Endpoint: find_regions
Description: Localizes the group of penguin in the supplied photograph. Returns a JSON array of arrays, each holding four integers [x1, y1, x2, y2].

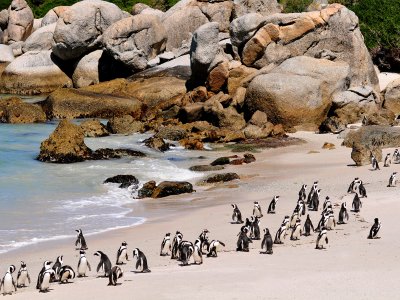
[[372, 150, 398, 188], [0, 229, 150, 295]]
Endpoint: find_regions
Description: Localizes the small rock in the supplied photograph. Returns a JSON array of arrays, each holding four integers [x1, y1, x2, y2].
[[244, 153, 256, 163], [230, 158, 245, 165], [210, 157, 231, 166], [138, 180, 157, 198], [151, 181, 194, 198], [189, 165, 225, 172], [143, 136, 170, 152], [322, 142, 335, 150], [249, 110, 268, 127], [80, 119, 109, 137], [107, 115, 144, 135], [180, 139, 204, 150], [155, 127, 187, 141], [205, 173, 240, 183], [104, 175, 139, 188]]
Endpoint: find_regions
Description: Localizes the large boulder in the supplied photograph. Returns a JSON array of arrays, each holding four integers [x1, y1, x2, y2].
[[102, 14, 167, 71], [41, 6, 69, 26], [80, 119, 109, 137], [343, 126, 400, 149], [151, 181, 194, 198], [131, 3, 164, 19], [22, 23, 56, 53], [0, 51, 72, 95], [245, 56, 351, 130], [233, 0, 281, 18], [6, 0, 34, 43], [384, 78, 400, 115], [52, 0, 125, 60], [0, 45, 14, 63], [351, 143, 382, 166], [72, 50, 103, 88], [0, 96, 46, 123], [107, 115, 144, 134]]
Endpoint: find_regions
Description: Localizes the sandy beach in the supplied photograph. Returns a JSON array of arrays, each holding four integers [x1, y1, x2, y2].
[[1, 131, 398, 299]]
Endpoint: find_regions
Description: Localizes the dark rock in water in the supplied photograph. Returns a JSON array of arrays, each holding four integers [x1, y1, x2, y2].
[[104, 175, 139, 188], [155, 127, 187, 141], [351, 143, 382, 166], [80, 119, 109, 137], [205, 173, 240, 183], [230, 158, 245, 165], [189, 165, 225, 172], [91, 148, 146, 160], [138, 180, 157, 198], [143, 136, 170, 152], [0, 96, 46, 124], [210, 157, 230, 166], [244, 153, 256, 163], [151, 181, 194, 198]]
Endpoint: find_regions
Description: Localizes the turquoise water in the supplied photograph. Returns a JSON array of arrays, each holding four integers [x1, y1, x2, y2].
[[0, 121, 205, 253]]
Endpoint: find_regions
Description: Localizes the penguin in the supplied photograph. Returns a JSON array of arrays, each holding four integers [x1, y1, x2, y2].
[[337, 203, 349, 224], [75, 229, 88, 250], [309, 188, 321, 211], [371, 153, 380, 170], [298, 184, 307, 201], [290, 219, 302, 241], [303, 214, 314, 236], [325, 211, 336, 230], [323, 196, 331, 211], [16, 261, 30, 288], [250, 216, 261, 240], [171, 231, 183, 259], [193, 239, 203, 264], [387, 172, 397, 187], [236, 226, 252, 252], [207, 240, 226, 257], [132, 248, 151, 272], [352, 193, 362, 213], [231, 204, 244, 223], [297, 199, 306, 216], [347, 177, 359, 193], [281, 215, 290, 232], [77, 250, 91, 277], [316, 212, 330, 232], [160, 233, 171, 256], [108, 266, 123, 286], [384, 153, 391, 167], [116, 241, 128, 265], [267, 196, 279, 214], [253, 201, 263, 218], [38, 268, 55, 293], [59, 265, 75, 284], [36, 260, 52, 290], [289, 211, 299, 229], [307, 181, 318, 205], [393, 149, 400, 163], [368, 218, 381, 239], [274, 225, 287, 244], [51, 255, 63, 282], [198, 229, 210, 253], [0, 265, 17, 295], [94, 251, 112, 277], [261, 228, 273, 254], [177, 243, 194, 266], [315, 227, 329, 249], [358, 180, 367, 198]]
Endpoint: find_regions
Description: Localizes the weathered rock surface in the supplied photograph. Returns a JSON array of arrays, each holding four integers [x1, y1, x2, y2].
[[0, 9, 8, 30], [6, 0, 34, 43], [351, 143, 382, 166], [233, 0, 280, 18], [52, 0, 125, 60], [137, 180, 156, 198], [0, 45, 14, 63], [143, 136, 170, 152], [204, 172, 240, 183], [210, 156, 231, 166], [104, 175, 139, 188], [343, 126, 400, 149], [0, 96, 46, 123], [72, 50, 103, 88], [151, 181, 194, 198], [384, 78, 400, 115], [189, 165, 225, 172], [22, 23, 56, 53], [80, 119, 109, 137], [131, 3, 164, 19], [155, 127, 187, 141], [41, 6, 68, 26], [107, 115, 144, 134]]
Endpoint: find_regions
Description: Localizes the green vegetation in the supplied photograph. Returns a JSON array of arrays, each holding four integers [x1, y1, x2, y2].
[[278, 0, 312, 13]]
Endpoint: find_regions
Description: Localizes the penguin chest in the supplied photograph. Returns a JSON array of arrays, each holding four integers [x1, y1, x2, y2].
[[60, 271, 70, 282], [3, 274, 13, 292], [17, 272, 27, 285], [78, 258, 87, 274], [118, 249, 127, 262], [163, 240, 171, 252], [41, 273, 51, 290]]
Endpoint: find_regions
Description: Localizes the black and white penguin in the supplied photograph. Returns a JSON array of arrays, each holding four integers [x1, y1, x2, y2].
[[347, 177, 359, 193], [253, 201, 263, 218], [59, 265, 75, 284], [207, 240, 226, 257], [324, 211, 336, 230], [387, 172, 397, 187], [132, 248, 151, 272], [298, 184, 307, 201], [368, 218, 381, 239], [267, 196, 280, 214], [309, 188, 321, 211], [315, 227, 329, 249], [289, 211, 299, 229], [281, 215, 290, 232], [371, 153, 380, 170], [198, 229, 210, 253], [358, 180, 367, 198], [94, 251, 112, 277], [393, 149, 400, 163], [171, 231, 183, 259], [261, 228, 273, 254], [323, 196, 331, 211], [231, 204, 244, 223], [160, 233, 171, 256], [0, 265, 17, 295], [116, 241, 128, 265], [384, 153, 391, 167], [303, 214, 314, 236], [250, 216, 261, 240], [290, 219, 302, 241], [178, 242, 194, 266], [193, 239, 203, 264], [274, 225, 287, 244], [352, 193, 362, 212], [38, 268, 55, 293], [77, 250, 91, 277], [316, 212, 330, 232], [16, 261, 30, 288], [75, 229, 88, 250], [108, 266, 123, 286], [236, 226, 252, 252], [36, 260, 52, 290], [337, 203, 349, 224], [51, 255, 63, 282], [307, 181, 318, 205], [297, 199, 306, 216]]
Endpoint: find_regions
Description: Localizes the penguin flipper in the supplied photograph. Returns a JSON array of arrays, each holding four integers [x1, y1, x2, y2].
[[87, 262, 91, 272], [325, 237, 329, 244], [136, 259, 141, 270], [75, 238, 79, 247], [96, 262, 102, 273], [27, 273, 31, 284]]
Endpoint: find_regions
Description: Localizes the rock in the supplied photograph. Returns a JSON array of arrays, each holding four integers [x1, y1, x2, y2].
[[41, 6, 68, 26], [107, 115, 144, 134], [181, 86, 208, 104], [244, 153, 256, 163], [322, 142, 335, 150], [0, 9, 8, 30], [243, 123, 273, 139], [343, 126, 400, 149], [351, 143, 382, 166], [42, 88, 143, 119], [9, 41, 23, 56], [80, 119, 109, 137], [205, 172, 240, 183], [22, 23, 56, 53], [249, 110, 268, 127], [245, 56, 351, 130], [155, 127, 187, 141], [179, 138, 204, 150], [0, 96, 46, 123], [384, 78, 400, 115], [189, 165, 225, 172], [0, 45, 14, 63], [207, 105, 246, 130], [319, 116, 346, 133], [230, 158, 245, 165], [52, 0, 125, 60], [211, 157, 231, 166], [131, 3, 164, 19], [151, 181, 194, 198], [90, 148, 145, 160], [362, 110, 396, 126], [379, 72, 400, 92], [143, 136, 170, 152], [37, 119, 92, 163], [6, 0, 34, 43], [147, 56, 160, 68], [104, 175, 139, 188], [207, 61, 229, 92], [0, 51, 72, 95], [227, 65, 257, 95], [272, 124, 286, 136], [233, 0, 280, 18], [158, 51, 175, 63], [137, 180, 156, 198], [72, 50, 103, 88], [102, 14, 167, 71], [307, 0, 329, 11]]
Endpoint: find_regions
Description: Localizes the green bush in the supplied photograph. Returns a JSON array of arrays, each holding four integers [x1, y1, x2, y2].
[[278, 0, 313, 13]]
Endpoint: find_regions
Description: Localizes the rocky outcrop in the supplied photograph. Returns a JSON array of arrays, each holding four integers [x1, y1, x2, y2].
[[143, 136, 170, 152], [343, 126, 400, 149], [0, 51, 72, 95], [104, 175, 139, 188], [245, 56, 351, 130], [41, 6, 68, 26], [131, 3, 164, 19], [5, 0, 34, 43], [204, 172, 240, 183], [151, 181, 194, 198], [80, 119, 109, 137], [0, 96, 46, 123], [137, 180, 156, 198], [0, 45, 14, 63], [351, 143, 382, 166], [72, 50, 103, 88], [52, 0, 125, 60], [102, 14, 167, 71], [384, 79, 400, 115], [233, 0, 280, 18], [155, 127, 187, 141], [107, 115, 144, 134], [22, 23, 56, 53]]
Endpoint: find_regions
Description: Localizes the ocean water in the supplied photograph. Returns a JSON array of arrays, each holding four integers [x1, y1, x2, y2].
[[0, 121, 205, 254]]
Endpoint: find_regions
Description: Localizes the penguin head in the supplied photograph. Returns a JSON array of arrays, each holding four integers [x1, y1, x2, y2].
[[306, 214, 310, 219], [56, 255, 63, 264], [44, 261, 52, 269], [122, 241, 128, 246], [79, 250, 86, 256], [94, 251, 101, 257], [165, 233, 170, 237], [8, 265, 16, 273], [231, 204, 236, 208], [20, 261, 26, 268], [132, 248, 139, 257], [263, 228, 269, 234], [374, 218, 379, 223], [343, 202, 347, 208], [275, 196, 280, 200]]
